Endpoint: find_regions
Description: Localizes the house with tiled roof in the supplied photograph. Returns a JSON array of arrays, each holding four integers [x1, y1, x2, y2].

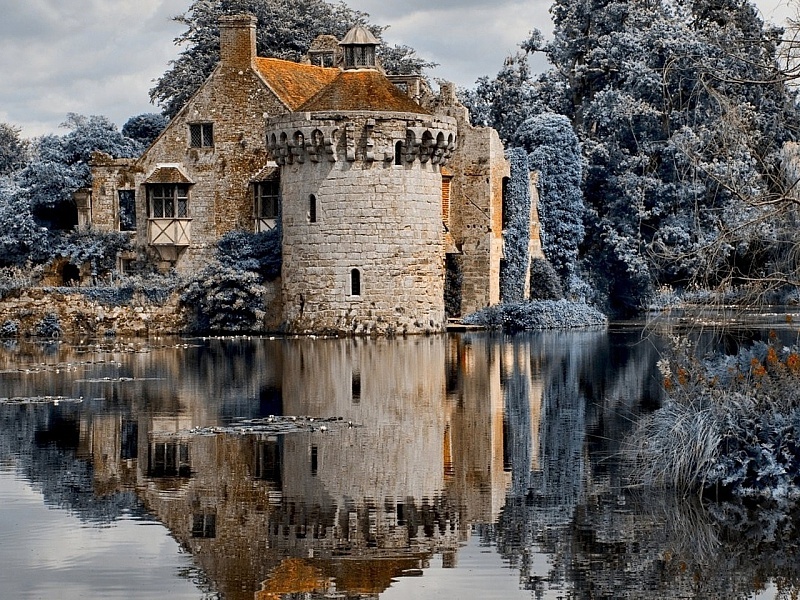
[[89, 15, 542, 335]]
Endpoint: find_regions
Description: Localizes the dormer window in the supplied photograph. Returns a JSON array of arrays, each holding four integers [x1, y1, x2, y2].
[[310, 51, 335, 67], [189, 123, 214, 148]]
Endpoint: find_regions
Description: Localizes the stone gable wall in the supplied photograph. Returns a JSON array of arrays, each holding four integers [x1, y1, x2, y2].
[[131, 65, 286, 274], [443, 115, 508, 316]]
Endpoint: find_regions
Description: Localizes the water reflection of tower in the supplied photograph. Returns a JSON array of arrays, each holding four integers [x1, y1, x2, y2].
[[63, 336, 523, 599], [445, 333, 511, 525], [276, 337, 460, 557]]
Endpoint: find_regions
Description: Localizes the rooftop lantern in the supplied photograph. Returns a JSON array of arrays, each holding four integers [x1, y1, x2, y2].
[[339, 25, 379, 70]]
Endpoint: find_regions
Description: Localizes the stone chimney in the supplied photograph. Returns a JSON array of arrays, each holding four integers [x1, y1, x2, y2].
[[219, 14, 256, 69]]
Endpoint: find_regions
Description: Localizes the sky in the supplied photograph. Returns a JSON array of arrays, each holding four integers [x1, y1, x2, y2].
[[0, 0, 796, 138]]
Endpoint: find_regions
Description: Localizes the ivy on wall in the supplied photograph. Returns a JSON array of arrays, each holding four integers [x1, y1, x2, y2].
[[499, 148, 532, 303]]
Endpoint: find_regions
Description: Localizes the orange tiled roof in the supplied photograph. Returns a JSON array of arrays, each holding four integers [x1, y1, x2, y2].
[[298, 69, 430, 114], [254, 57, 340, 111]]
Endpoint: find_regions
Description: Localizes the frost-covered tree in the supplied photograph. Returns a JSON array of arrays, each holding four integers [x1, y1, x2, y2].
[[517, 113, 587, 298], [500, 148, 532, 303], [509, 0, 798, 313], [122, 113, 169, 148], [151, 0, 435, 118], [0, 177, 50, 266], [0, 123, 29, 176], [18, 114, 141, 228]]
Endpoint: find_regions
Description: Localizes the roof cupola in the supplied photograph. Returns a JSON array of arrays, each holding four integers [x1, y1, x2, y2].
[[339, 25, 379, 70]]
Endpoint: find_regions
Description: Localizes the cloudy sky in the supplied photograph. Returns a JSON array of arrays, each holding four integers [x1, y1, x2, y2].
[[0, 0, 795, 138]]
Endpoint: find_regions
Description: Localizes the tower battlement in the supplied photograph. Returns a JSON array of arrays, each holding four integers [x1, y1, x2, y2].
[[266, 112, 457, 167]]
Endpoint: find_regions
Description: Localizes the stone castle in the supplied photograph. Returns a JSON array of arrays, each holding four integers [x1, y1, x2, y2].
[[87, 15, 542, 335]]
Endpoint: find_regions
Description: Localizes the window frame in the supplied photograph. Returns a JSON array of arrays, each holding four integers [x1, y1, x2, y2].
[[189, 122, 214, 148], [148, 183, 189, 219], [254, 180, 280, 220]]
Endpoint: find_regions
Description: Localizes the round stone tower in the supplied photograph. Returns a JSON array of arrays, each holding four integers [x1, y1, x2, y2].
[[266, 29, 457, 334]]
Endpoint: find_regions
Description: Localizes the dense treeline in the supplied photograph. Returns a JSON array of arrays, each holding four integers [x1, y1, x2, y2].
[[463, 0, 800, 315]]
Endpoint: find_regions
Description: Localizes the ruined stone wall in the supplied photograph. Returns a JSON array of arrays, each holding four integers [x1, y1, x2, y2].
[[89, 154, 137, 232], [0, 289, 185, 337], [444, 116, 508, 316], [0, 279, 283, 337], [273, 112, 455, 335]]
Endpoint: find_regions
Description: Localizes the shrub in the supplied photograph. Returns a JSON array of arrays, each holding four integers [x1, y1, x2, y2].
[[463, 299, 607, 332], [180, 265, 267, 333], [629, 335, 800, 499], [217, 227, 281, 281], [529, 258, 563, 300], [34, 313, 62, 338], [0, 319, 20, 338]]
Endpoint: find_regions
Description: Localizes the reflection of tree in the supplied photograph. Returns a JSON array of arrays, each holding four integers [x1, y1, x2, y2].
[[493, 328, 800, 598], [0, 403, 142, 523]]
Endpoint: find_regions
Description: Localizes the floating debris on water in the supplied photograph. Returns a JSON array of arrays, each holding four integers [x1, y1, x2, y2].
[[0, 396, 84, 405], [174, 416, 357, 437]]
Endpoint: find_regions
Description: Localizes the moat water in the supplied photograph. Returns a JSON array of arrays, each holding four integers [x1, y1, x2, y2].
[[1, 324, 798, 599]]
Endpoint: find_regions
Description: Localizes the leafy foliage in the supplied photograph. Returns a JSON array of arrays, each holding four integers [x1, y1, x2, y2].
[[517, 113, 587, 297], [463, 299, 607, 332], [180, 266, 267, 333], [33, 313, 62, 338], [217, 227, 281, 281], [500, 148, 532, 303], [444, 254, 463, 318], [468, 0, 798, 313], [0, 122, 29, 176], [122, 113, 169, 147], [528, 257, 564, 301], [631, 335, 800, 499], [54, 229, 132, 278], [0, 177, 51, 266], [0, 320, 20, 338], [151, 0, 433, 118], [17, 114, 142, 231]]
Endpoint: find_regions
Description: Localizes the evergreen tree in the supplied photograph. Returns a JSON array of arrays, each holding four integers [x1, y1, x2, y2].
[[122, 113, 169, 148], [517, 113, 588, 299], [0, 123, 29, 176]]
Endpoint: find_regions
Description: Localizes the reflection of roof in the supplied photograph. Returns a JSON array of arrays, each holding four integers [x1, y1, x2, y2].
[[340, 25, 379, 46], [256, 558, 328, 600], [254, 58, 340, 110], [144, 165, 194, 184], [299, 70, 430, 114]]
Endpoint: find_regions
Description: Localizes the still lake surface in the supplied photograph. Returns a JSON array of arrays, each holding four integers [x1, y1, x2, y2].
[[1, 324, 798, 599]]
